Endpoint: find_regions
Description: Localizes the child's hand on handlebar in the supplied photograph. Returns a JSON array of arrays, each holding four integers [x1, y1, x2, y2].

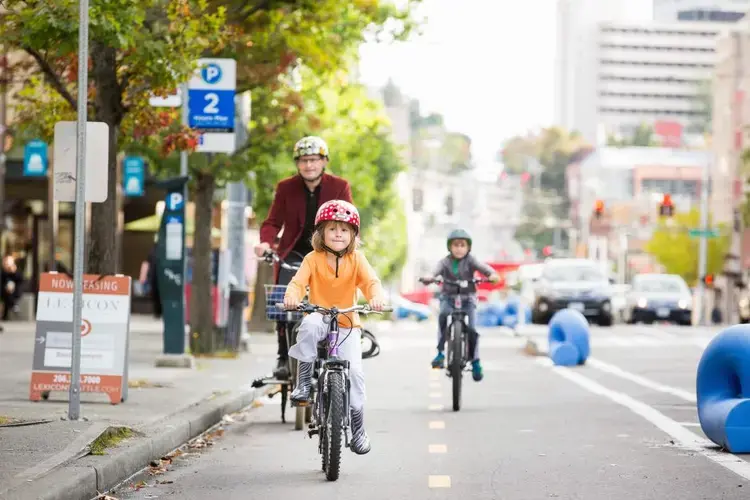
[[368, 297, 385, 311], [489, 273, 500, 284], [283, 295, 300, 310]]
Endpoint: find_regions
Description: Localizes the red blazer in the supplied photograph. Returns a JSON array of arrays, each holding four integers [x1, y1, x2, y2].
[[260, 173, 353, 261]]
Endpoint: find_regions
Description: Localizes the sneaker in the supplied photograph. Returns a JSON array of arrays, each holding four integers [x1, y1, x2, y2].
[[431, 352, 445, 369], [471, 359, 483, 382]]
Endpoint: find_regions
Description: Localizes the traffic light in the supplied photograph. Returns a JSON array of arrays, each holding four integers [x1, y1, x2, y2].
[[701, 274, 715, 287], [593, 199, 604, 219], [659, 194, 674, 217]]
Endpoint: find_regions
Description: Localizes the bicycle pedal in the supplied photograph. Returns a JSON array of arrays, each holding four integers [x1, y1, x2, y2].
[[308, 429, 319, 437]]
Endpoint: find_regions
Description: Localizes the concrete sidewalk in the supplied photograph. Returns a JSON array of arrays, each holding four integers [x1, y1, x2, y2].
[[0, 316, 280, 500]]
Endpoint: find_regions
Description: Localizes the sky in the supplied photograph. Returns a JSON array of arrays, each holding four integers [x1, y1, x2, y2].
[[358, 0, 654, 169]]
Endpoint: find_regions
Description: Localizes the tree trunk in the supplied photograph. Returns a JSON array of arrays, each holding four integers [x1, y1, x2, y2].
[[190, 171, 216, 354], [89, 43, 124, 275], [248, 259, 274, 333]]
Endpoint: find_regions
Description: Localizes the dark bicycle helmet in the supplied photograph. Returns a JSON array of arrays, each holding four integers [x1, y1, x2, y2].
[[446, 228, 472, 250]]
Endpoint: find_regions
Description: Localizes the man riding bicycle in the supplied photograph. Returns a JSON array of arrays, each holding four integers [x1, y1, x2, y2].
[[254, 136, 354, 378]]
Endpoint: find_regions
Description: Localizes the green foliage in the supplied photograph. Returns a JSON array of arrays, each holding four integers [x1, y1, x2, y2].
[[644, 209, 730, 286], [499, 127, 590, 251], [607, 123, 658, 147]]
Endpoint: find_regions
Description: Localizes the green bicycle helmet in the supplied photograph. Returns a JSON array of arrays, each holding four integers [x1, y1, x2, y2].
[[447, 228, 472, 251]]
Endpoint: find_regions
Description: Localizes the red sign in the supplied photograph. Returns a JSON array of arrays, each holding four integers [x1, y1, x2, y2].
[[654, 121, 682, 148]]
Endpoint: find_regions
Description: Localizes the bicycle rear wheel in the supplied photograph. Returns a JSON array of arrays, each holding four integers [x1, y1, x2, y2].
[[324, 371, 345, 481], [450, 320, 463, 412]]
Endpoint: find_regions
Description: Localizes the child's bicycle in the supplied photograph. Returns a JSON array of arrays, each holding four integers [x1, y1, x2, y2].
[[419, 276, 490, 411], [277, 301, 392, 482], [250, 251, 382, 429]]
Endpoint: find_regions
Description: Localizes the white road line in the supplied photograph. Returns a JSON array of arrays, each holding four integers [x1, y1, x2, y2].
[[536, 358, 750, 483], [586, 357, 696, 403]]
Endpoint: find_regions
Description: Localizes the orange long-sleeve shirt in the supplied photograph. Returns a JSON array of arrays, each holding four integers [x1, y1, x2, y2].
[[284, 250, 384, 328]]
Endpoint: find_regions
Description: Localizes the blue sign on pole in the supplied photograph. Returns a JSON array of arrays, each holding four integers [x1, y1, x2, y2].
[[188, 58, 236, 154], [23, 139, 48, 176], [123, 156, 145, 196]]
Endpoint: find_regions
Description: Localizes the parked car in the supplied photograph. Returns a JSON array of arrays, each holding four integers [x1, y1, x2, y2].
[[623, 273, 692, 326], [531, 258, 614, 326]]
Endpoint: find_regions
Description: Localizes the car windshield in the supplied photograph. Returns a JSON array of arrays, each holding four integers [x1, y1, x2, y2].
[[634, 277, 686, 294], [544, 264, 603, 282]]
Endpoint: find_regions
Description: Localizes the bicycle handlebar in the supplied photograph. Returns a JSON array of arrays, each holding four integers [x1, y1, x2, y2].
[[419, 277, 491, 287], [262, 250, 301, 271], [275, 302, 393, 314]]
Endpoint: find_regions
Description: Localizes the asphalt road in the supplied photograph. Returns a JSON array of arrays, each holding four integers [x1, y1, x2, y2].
[[114, 321, 750, 500]]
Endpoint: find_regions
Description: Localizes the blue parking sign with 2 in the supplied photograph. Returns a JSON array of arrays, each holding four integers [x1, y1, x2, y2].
[[188, 89, 235, 130]]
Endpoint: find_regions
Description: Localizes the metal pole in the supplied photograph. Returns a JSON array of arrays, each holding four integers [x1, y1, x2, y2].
[[697, 160, 710, 326], [180, 83, 189, 178], [179, 82, 189, 350], [69, 0, 89, 421]]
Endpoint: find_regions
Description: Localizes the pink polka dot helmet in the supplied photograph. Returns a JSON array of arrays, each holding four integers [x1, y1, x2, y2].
[[315, 200, 360, 234]]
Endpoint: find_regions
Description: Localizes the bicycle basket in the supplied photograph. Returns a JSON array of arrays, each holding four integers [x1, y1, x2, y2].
[[264, 284, 304, 322]]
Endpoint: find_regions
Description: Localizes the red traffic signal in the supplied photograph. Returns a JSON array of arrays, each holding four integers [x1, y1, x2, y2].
[[659, 193, 674, 217], [593, 199, 604, 219], [702, 274, 715, 287]]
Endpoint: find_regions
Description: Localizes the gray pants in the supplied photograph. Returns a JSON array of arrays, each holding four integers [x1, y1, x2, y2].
[[288, 312, 366, 411]]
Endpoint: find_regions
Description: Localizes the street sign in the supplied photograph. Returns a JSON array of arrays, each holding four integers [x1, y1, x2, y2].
[[29, 272, 132, 404], [24, 139, 48, 176], [689, 228, 718, 238], [52, 121, 109, 203], [149, 88, 182, 108], [123, 156, 145, 196], [188, 58, 236, 153]]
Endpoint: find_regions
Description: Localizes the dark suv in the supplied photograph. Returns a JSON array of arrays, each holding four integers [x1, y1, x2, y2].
[[531, 258, 614, 326]]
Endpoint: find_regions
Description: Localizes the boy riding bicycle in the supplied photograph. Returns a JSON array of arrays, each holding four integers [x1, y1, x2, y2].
[[421, 229, 499, 382], [284, 200, 385, 456]]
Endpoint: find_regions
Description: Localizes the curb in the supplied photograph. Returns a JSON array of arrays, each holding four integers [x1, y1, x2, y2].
[[3, 386, 269, 500]]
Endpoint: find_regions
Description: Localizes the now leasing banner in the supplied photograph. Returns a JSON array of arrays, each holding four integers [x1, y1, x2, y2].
[[29, 272, 132, 404]]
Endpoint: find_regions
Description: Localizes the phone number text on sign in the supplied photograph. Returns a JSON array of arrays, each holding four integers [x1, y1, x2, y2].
[[30, 372, 122, 398]]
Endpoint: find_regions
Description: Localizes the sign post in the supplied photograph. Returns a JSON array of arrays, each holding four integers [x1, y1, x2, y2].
[[154, 176, 193, 368], [188, 58, 236, 153]]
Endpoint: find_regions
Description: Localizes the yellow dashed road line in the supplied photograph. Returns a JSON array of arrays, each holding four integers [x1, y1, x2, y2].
[[428, 475, 451, 488]]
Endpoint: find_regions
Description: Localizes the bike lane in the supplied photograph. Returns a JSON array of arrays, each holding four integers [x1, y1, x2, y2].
[[114, 325, 749, 499]]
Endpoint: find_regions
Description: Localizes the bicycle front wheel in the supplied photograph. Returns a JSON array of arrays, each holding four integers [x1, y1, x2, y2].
[[450, 321, 463, 412], [324, 371, 345, 481]]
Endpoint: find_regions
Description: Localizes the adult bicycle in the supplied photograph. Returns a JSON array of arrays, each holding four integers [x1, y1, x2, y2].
[[250, 251, 311, 430], [419, 276, 490, 411], [278, 301, 391, 481]]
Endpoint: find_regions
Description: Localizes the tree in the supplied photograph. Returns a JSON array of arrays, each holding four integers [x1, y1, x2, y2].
[[245, 71, 409, 331], [607, 123, 658, 147], [644, 209, 729, 286], [499, 127, 591, 251], [3, 0, 225, 274]]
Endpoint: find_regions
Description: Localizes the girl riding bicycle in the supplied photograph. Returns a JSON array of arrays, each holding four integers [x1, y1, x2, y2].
[[284, 199, 385, 456], [421, 229, 499, 382]]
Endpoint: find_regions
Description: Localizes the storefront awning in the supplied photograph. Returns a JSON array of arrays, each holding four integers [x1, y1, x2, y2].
[[125, 214, 222, 238]]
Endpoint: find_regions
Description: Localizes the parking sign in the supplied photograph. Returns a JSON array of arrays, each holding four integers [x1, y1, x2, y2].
[[188, 58, 236, 153]]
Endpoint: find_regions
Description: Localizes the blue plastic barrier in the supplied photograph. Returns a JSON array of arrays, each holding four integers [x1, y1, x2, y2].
[[696, 324, 750, 453], [547, 309, 590, 366]]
